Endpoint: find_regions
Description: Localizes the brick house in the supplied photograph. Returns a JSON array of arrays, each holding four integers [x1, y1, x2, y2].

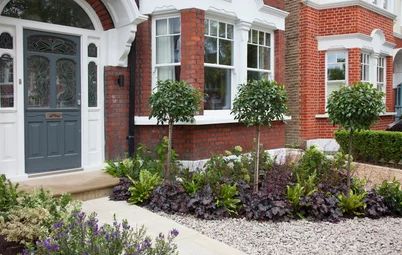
[[285, 0, 400, 150], [0, 0, 399, 180]]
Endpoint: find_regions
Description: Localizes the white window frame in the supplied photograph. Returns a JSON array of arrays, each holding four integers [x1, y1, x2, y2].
[[377, 56, 387, 96], [325, 50, 348, 107], [151, 14, 181, 89], [0, 28, 16, 111], [246, 28, 274, 81], [87, 40, 100, 109], [203, 17, 235, 113]]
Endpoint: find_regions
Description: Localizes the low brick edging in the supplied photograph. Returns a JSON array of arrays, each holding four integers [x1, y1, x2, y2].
[[354, 162, 402, 188]]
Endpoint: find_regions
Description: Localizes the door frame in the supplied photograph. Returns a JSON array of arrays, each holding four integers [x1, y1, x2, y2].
[[0, 10, 105, 178]]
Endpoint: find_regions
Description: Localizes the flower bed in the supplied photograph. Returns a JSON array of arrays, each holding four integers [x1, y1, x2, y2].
[[108, 145, 402, 223], [0, 175, 179, 254]]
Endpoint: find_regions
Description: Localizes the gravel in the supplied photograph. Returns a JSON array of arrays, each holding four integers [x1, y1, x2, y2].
[[158, 212, 402, 255]]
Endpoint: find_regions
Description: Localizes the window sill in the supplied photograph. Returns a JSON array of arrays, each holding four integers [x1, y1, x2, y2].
[[315, 112, 397, 119], [135, 112, 291, 126]]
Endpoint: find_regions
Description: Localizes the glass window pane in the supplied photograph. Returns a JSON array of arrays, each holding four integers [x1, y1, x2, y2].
[[88, 43, 97, 58], [0, 32, 13, 49], [227, 24, 234, 39], [204, 19, 209, 35], [157, 66, 181, 81], [265, 33, 271, 47], [204, 37, 217, 64], [327, 64, 345, 81], [204, 67, 231, 110], [259, 46, 271, 70], [247, 71, 269, 81], [2, 0, 94, 30], [219, 22, 226, 38], [210, 20, 218, 36], [247, 44, 258, 68], [337, 53, 346, 63], [259, 31, 265, 45], [156, 19, 168, 36], [327, 53, 337, 64], [27, 56, 50, 108], [28, 35, 77, 56], [88, 62, 97, 107], [219, 39, 232, 66], [252, 30, 258, 44], [156, 35, 181, 64], [169, 17, 181, 34], [56, 59, 77, 108], [327, 82, 343, 99], [0, 54, 14, 108]]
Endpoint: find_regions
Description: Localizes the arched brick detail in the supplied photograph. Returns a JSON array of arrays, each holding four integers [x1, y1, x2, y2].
[[85, 0, 114, 30]]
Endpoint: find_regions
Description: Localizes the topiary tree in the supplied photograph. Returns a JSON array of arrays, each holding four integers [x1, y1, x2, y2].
[[149, 80, 202, 181], [232, 80, 288, 193], [327, 82, 385, 194]]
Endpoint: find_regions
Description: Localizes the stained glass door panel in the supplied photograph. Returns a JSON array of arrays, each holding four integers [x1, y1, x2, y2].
[[24, 30, 81, 173]]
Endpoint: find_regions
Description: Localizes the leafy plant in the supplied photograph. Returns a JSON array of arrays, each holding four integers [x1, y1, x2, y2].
[[232, 80, 288, 193], [243, 193, 291, 221], [110, 177, 132, 201], [299, 192, 342, 222], [216, 183, 242, 215], [148, 182, 190, 214], [149, 80, 202, 181], [30, 211, 179, 255], [337, 190, 367, 216], [187, 185, 223, 220], [294, 146, 331, 182], [328, 82, 385, 194], [364, 191, 390, 218], [0, 174, 22, 219], [128, 170, 162, 205], [376, 179, 402, 216], [286, 183, 305, 211], [180, 171, 206, 197]]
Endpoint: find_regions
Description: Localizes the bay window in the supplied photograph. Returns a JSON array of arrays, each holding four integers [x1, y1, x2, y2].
[[326, 51, 347, 101], [247, 29, 273, 81], [204, 18, 234, 110], [155, 17, 181, 82]]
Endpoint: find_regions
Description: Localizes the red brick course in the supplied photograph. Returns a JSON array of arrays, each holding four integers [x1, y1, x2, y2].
[[264, 0, 285, 10], [85, 0, 114, 30], [135, 122, 285, 160], [275, 30, 286, 84]]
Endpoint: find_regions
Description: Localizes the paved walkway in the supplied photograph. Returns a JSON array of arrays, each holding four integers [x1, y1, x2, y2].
[[82, 198, 246, 255]]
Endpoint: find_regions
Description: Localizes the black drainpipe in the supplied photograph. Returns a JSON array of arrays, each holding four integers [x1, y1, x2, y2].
[[127, 21, 137, 156]]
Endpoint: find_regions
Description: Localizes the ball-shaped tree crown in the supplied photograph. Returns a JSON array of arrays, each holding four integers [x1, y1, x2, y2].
[[327, 82, 385, 131], [149, 80, 202, 124], [232, 79, 288, 127]]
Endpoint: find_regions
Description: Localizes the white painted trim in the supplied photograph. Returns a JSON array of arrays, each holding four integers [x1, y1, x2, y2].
[[303, 0, 397, 20], [317, 32, 395, 56], [315, 112, 397, 118], [134, 113, 291, 126]]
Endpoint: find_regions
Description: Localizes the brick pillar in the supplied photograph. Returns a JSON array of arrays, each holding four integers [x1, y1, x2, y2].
[[348, 48, 361, 84], [274, 29, 285, 84], [181, 8, 205, 111], [104, 66, 130, 160], [386, 56, 394, 112]]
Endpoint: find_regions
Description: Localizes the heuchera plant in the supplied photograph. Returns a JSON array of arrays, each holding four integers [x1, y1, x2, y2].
[[232, 80, 288, 193]]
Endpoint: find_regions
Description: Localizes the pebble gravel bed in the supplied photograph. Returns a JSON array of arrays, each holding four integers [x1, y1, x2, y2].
[[158, 212, 402, 255]]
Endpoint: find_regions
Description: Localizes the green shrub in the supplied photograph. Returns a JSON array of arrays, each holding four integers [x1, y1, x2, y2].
[[337, 190, 367, 216], [128, 170, 162, 205], [180, 170, 206, 197], [335, 130, 402, 165], [215, 183, 241, 215], [286, 183, 305, 211], [0, 174, 22, 219], [294, 146, 331, 182], [376, 179, 402, 216]]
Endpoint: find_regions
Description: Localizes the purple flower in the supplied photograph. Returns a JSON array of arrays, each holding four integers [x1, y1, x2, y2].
[[170, 229, 179, 238], [40, 238, 59, 252], [53, 221, 64, 229]]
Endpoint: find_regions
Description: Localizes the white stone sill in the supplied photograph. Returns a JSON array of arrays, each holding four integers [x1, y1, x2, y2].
[[315, 112, 397, 119], [134, 114, 292, 126]]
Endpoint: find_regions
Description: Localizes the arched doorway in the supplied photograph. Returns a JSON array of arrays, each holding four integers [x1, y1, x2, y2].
[[394, 49, 402, 119]]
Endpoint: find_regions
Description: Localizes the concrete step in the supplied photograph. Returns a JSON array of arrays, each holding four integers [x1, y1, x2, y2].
[[18, 170, 119, 201]]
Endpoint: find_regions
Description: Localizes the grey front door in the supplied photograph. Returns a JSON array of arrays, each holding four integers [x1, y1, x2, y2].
[[24, 30, 81, 174]]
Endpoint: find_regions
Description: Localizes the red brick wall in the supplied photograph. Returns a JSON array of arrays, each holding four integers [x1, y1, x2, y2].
[[135, 122, 285, 160], [86, 0, 114, 30], [386, 56, 395, 112], [104, 66, 130, 159], [274, 30, 285, 84], [181, 9, 205, 111], [264, 0, 285, 10]]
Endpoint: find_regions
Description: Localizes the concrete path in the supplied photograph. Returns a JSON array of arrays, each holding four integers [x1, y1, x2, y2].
[[82, 197, 246, 255]]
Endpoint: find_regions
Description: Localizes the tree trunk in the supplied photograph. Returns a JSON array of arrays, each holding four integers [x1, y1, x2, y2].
[[254, 125, 261, 193], [166, 120, 174, 182], [346, 129, 354, 196]]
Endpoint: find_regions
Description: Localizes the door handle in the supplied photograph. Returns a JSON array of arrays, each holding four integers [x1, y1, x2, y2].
[[77, 99, 81, 106]]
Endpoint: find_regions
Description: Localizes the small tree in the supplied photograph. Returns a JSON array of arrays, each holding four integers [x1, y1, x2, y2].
[[232, 80, 288, 193], [149, 80, 201, 181], [327, 82, 384, 194]]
